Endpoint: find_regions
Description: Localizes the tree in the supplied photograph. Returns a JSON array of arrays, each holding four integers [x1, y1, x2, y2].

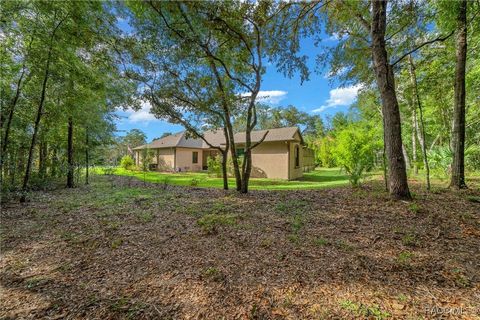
[[450, 0, 468, 189], [123, 129, 147, 152], [332, 125, 380, 186], [1, 1, 132, 200], [126, 1, 282, 193]]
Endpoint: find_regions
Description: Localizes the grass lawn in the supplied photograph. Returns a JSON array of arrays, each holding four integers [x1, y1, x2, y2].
[[93, 167, 378, 190]]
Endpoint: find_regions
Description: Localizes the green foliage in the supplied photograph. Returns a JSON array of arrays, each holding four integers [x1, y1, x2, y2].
[[197, 213, 238, 234], [402, 233, 418, 247], [428, 146, 452, 177], [340, 300, 391, 319], [207, 155, 222, 178], [313, 237, 330, 246], [332, 125, 380, 186], [190, 178, 199, 187], [397, 251, 414, 265], [317, 136, 337, 167], [120, 155, 134, 170], [140, 148, 154, 172]]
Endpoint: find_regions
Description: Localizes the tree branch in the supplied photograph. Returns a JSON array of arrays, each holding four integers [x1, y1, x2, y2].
[[391, 30, 455, 66]]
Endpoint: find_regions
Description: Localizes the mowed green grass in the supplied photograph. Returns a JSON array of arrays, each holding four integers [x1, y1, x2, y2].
[[93, 167, 374, 190]]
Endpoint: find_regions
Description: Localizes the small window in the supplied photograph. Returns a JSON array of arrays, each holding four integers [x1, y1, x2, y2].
[[294, 145, 300, 168], [192, 151, 198, 164]]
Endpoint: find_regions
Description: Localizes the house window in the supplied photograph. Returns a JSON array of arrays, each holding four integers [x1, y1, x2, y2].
[[236, 148, 245, 158], [294, 145, 300, 168], [192, 151, 198, 164]]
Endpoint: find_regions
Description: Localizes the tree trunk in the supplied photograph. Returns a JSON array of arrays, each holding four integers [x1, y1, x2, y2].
[[411, 105, 418, 175], [67, 117, 74, 188], [371, 0, 411, 199], [221, 127, 229, 190], [20, 44, 54, 202], [51, 147, 58, 177], [402, 143, 410, 171], [20, 14, 64, 202], [38, 141, 47, 179], [450, 0, 467, 189], [2, 67, 27, 157], [1, 35, 34, 161], [408, 55, 430, 189], [85, 129, 89, 185], [241, 149, 252, 194], [226, 123, 242, 191]]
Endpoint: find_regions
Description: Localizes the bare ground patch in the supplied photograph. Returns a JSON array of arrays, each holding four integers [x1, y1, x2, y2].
[[1, 176, 479, 319]]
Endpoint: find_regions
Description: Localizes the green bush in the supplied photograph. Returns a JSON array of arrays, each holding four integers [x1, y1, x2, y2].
[[332, 125, 380, 186], [207, 155, 222, 177], [428, 146, 452, 177], [120, 155, 134, 170]]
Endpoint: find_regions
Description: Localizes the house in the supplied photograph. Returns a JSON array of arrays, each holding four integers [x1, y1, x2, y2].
[[133, 126, 315, 180]]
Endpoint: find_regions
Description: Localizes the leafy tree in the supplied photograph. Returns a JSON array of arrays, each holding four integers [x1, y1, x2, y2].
[[126, 1, 294, 193], [1, 1, 132, 200], [332, 125, 380, 186], [122, 129, 147, 155]]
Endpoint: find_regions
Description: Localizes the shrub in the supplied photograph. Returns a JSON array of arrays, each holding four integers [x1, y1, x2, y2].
[[207, 155, 222, 177], [428, 146, 452, 177], [332, 125, 380, 186], [120, 155, 134, 170]]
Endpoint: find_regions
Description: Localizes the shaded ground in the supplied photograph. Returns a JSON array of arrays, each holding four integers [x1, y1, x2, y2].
[[100, 167, 359, 190], [1, 176, 479, 319]]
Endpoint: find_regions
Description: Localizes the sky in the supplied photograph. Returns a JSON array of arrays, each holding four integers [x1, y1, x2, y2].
[[115, 27, 360, 142]]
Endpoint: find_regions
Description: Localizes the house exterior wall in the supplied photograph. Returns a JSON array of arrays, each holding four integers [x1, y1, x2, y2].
[[157, 148, 175, 170], [250, 141, 289, 180], [287, 132, 304, 180], [175, 147, 203, 172]]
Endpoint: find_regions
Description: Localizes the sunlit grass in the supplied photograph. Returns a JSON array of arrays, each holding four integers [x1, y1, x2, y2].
[[92, 167, 377, 190]]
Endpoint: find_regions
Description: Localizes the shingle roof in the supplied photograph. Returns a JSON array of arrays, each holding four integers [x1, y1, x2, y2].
[[231, 127, 301, 144], [133, 132, 183, 150], [133, 127, 301, 150]]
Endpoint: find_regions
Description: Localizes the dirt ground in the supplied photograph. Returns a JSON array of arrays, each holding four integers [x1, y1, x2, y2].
[[1, 175, 479, 319]]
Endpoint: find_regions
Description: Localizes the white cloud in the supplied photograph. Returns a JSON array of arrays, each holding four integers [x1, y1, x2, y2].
[[325, 33, 340, 42], [241, 90, 288, 104], [312, 85, 362, 113], [124, 101, 157, 123]]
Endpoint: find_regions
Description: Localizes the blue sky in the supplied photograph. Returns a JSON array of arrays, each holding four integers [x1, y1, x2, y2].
[[115, 31, 360, 142]]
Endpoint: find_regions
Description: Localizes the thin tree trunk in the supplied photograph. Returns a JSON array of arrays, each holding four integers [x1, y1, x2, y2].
[[226, 119, 242, 191], [221, 127, 229, 190], [20, 42, 54, 202], [85, 129, 89, 185], [38, 141, 47, 179], [411, 105, 418, 175], [2, 67, 26, 157], [67, 117, 74, 188], [1, 35, 34, 159], [51, 147, 57, 177], [20, 13, 65, 202], [379, 106, 389, 191], [450, 0, 467, 189], [402, 143, 410, 171], [408, 55, 430, 189], [371, 0, 411, 199]]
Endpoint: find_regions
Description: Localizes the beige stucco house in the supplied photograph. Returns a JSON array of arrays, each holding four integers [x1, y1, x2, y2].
[[133, 127, 315, 180]]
